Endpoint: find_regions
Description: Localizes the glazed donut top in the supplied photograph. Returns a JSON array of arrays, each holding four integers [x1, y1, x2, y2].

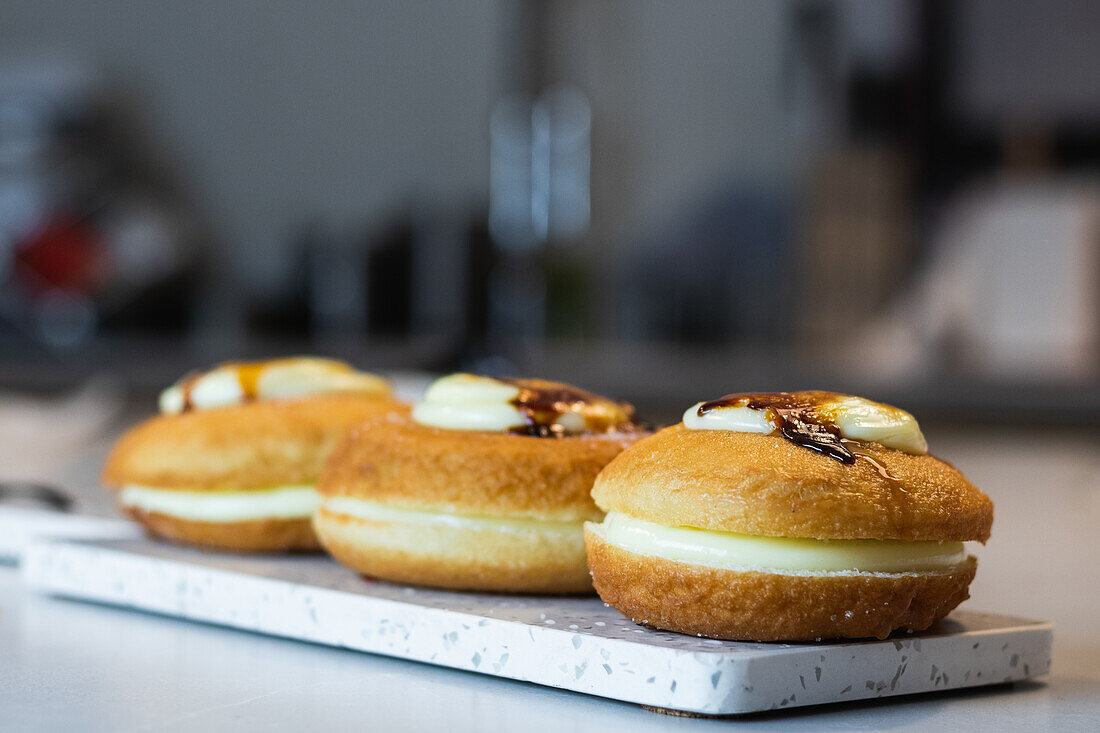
[[591, 424, 993, 542], [683, 390, 927, 461], [159, 357, 391, 414], [411, 373, 640, 437]]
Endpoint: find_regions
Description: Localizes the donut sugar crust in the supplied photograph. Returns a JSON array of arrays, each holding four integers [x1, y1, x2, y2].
[[103, 395, 407, 492], [104, 395, 404, 552], [585, 530, 977, 641], [315, 412, 644, 593], [313, 507, 592, 593], [125, 508, 321, 552], [592, 424, 993, 542], [318, 414, 640, 521]]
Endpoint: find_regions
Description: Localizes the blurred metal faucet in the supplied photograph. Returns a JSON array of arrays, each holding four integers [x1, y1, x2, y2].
[[485, 86, 590, 367]]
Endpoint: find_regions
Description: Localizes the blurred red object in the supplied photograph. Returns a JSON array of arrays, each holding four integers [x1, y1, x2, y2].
[[16, 214, 107, 294]]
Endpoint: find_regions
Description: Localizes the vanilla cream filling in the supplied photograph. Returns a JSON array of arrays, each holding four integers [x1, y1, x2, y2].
[[590, 512, 967, 576], [320, 496, 587, 534], [682, 394, 927, 454], [159, 357, 390, 414], [411, 373, 527, 431], [119, 485, 318, 522]]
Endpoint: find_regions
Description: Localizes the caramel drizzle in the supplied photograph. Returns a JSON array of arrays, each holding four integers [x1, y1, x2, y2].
[[178, 362, 266, 413], [177, 372, 202, 413], [697, 391, 899, 480], [699, 392, 852, 462], [237, 362, 265, 400], [497, 378, 639, 438], [842, 441, 900, 482]]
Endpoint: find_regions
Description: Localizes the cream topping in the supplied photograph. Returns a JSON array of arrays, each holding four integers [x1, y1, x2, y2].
[[411, 374, 526, 432], [590, 512, 966, 575], [159, 357, 390, 414], [682, 391, 927, 455], [118, 485, 318, 522], [411, 373, 635, 436]]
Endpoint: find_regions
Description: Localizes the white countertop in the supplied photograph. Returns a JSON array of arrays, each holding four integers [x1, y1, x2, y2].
[[1, 567, 1096, 733], [2, 424, 1099, 731]]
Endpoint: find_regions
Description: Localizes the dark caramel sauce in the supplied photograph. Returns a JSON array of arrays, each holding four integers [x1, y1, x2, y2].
[[497, 377, 639, 438], [841, 439, 902, 483], [699, 391, 856, 463], [698, 391, 906, 487], [177, 371, 202, 413]]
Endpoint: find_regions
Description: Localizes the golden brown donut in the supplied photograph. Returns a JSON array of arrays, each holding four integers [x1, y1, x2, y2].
[[316, 498, 593, 593], [104, 395, 404, 492], [319, 414, 624, 520], [103, 358, 405, 553], [124, 510, 321, 553], [586, 392, 993, 641], [314, 374, 646, 593], [585, 534, 977, 641], [593, 425, 992, 542]]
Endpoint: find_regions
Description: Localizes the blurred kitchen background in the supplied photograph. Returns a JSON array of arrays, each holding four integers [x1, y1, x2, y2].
[[1, 0, 1099, 437], [4, 0, 1098, 680]]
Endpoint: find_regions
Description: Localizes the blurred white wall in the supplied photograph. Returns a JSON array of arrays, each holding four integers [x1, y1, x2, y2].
[[0, 0, 510, 292]]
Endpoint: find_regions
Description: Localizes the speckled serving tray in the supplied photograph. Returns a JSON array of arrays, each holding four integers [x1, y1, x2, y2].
[[21, 537, 1051, 716]]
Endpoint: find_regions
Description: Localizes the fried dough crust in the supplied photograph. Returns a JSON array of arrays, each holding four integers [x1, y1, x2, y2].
[[318, 414, 641, 521], [125, 508, 321, 552], [592, 425, 993, 542], [585, 529, 976, 641], [314, 507, 592, 593], [103, 396, 407, 491]]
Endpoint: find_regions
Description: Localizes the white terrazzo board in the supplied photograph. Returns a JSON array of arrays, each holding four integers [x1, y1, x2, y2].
[[0, 507, 140, 564], [21, 537, 1051, 716]]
